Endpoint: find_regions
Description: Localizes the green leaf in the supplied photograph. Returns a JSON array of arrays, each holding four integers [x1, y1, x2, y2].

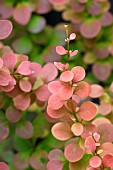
[[14, 135, 33, 152]]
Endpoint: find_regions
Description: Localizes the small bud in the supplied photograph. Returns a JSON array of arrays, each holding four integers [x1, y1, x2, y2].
[[64, 25, 68, 28], [97, 149, 103, 155]]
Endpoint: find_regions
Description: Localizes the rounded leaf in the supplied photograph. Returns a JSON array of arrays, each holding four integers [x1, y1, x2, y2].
[[48, 93, 64, 110], [71, 66, 85, 82], [13, 153, 29, 170], [48, 149, 64, 160], [78, 102, 97, 121], [0, 70, 12, 86], [89, 84, 104, 98], [35, 84, 51, 101], [64, 142, 84, 162], [40, 63, 58, 83], [16, 121, 33, 139], [47, 105, 67, 118], [6, 107, 22, 123], [60, 71, 74, 82], [48, 81, 62, 94], [80, 20, 101, 38], [0, 20, 13, 40], [47, 159, 64, 170], [0, 58, 3, 69], [0, 120, 9, 141], [52, 122, 73, 141], [14, 94, 31, 111], [49, 0, 67, 5], [56, 46, 67, 55], [74, 82, 91, 98], [99, 142, 113, 158], [58, 85, 73, 100], [85, 136, 96, 153], [29, 151, 48, 170], [13, 4, 31, 25], [0, 162, 9, 170], [89, 156, 101, 168], [16, 61, 31, 75], [19, 79, 32, 92], [92, 63, 111, 81], [102, 154, 113, 168], [97, 123, 113, 143], [2, 53, 16, 71], [71, 123, 83, 136]]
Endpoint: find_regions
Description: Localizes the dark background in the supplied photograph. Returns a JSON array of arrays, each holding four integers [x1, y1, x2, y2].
[[43, 0, 113, 26]]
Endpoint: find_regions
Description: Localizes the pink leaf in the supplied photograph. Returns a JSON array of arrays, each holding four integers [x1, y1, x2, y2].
[[69, 33, 76, 40], [81, 124, 97, 139], [52, 122, 73, 141], [78, 101, 97, 121], [0, 162, 9, 170], [89, 84, 104, 98], [74, 81, 91, 98], [36, 0, 51, 14], [92, 63, 111, 81], [67, 99, 77, 112], [99, 142, 113, 158], [71, 66, 85, 82], [49, 0, 67, 5], [6, 107, 22, 123], [1, 77, 15, 92], [93, 133, 100, 142], [85, 136, 96, 153], [0, 58, 3, 69], [71, 123, 83, 136], [13, 4, 31, 25], [0, 70, 12, 86], [2, 53, 16, 71], [98, 101, 112, 115], [48, 93, 65, 110], [0, 20, 13, 40], [92, 117, 111, 127], [29, 151, 48, 170], [16, 61, 32, 75], [97, 123, 113, 143], [47, 105, 67, 118], [48, 81, 62, 94], [110, 82, 113, 92], [16, 121, 33, 139], [35, 84, 51, 101], [89, 156, 101, 168], [88, 1, 101, 16], [56, 46, 67, 55], [64, 142, 84, 162], [19, 79, 32, 92], [47, 159, 64, 170], [54, 62, 69, 71], [0, 120, 9, 141], [100, 12, 113, 27], [80, 20, 101, 38], [13, 153, 29, 170], [40, 62, 58, 83], [30, 62, 42, 77], [48, 149, 64, 160], [102, 154, 113, 168], [14, 94, 31, 111], [70, 50, 78, 57], [58, 85, 73, 100], [60, 71, 74, 82]]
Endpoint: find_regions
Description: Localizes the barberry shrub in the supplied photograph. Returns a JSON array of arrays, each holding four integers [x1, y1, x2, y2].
[[0, 17, 113, 170], [47, 25, 113, 170]]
